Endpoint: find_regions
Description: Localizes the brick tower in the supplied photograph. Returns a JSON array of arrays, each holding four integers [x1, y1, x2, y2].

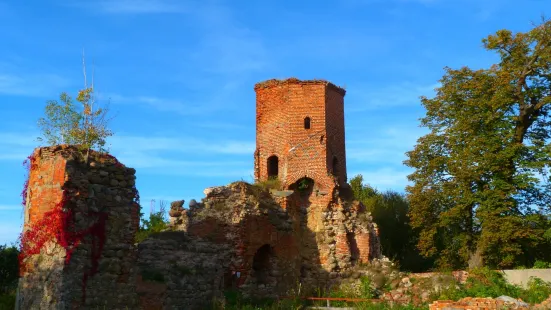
[[254, 78, 347, 190]]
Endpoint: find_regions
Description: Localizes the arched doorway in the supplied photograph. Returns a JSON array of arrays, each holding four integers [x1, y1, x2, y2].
[[252, 244, 274, 285], [289, 177, 315, 197], [267, 156, 279, 179]]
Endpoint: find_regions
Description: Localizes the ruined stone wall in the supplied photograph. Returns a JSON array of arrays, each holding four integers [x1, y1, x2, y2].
[[17, 80, 383, 310], [17, 145, 140, 310], [17, 151, 382, 309], [167, 183, 302, 299], [136, 231, 231, 310], [163, 182, 381, 303]]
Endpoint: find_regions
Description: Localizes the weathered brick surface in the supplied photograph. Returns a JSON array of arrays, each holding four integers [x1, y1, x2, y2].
[[355, 232, 371, 264], [253, 78, 381, 278], [17, 145, 140, 310], [18, 79, 383, 309], [254, 78, 346, 188], [24, 150, 67, 225]]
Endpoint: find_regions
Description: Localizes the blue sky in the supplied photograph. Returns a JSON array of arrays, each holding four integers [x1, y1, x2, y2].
[[0, 0, 548, 245]]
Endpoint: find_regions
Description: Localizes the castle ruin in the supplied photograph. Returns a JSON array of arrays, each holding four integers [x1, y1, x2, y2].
[[16, 78, 382, 309]]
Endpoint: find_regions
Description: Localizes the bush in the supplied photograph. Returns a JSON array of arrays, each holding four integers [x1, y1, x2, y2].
[[0, 293, 16, 310], [254, 177, 282, 192], [521, 277, 551, 304], [135, 201, 170, 243], [0, 244, 19, 292], [435, 267, 551, 304], [533, 260, 551, 269]]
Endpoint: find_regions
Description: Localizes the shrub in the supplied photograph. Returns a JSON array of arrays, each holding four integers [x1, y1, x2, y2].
[[520, 277, 551, 304], [0, 244, 19, 292], [0, 293, 16, 310], [533, 260, 551, 269], [435, 267, 551, 304], [254, 177, 282, 192], [135, 201, 170, 243]]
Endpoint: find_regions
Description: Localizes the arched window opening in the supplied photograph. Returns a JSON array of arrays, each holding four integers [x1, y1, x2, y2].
[[252, 244, 273, 285], [267, 155, 279, 178], [289, 177, 315, 197], [304, 117, 311, 129], [332, 156, 339, 177]]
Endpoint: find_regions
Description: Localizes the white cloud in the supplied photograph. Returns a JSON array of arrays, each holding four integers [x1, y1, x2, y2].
[[0, 222, 22, 245], [346, 126, 426, 164], [104, 135, 254, 177], [106, 94, 222, 116], [346, 126, 426, 191], [349, 167, 411, 191], [0, 205, 21, 211], [347, 82, 439, 111], [109, 135, 254, 155], [0, 132, 39, 162], [70, 0, 188, 14], [0, 73, 70, 97]]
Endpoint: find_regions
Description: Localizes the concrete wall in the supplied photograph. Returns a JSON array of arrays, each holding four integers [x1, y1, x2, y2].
[[501, 269, 551, 288]]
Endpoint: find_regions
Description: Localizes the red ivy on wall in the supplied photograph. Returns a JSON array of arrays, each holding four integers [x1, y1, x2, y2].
[[18, 151, 112, 303]]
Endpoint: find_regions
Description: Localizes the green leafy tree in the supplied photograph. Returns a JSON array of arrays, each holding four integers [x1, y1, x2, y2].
[[37, 56, 113, 155], [135, 200, 170, 243], [350, 175, 433, 271], [405, 19, 551, 269], [37, 87, 112, 153], [0, 244, 19, 293]]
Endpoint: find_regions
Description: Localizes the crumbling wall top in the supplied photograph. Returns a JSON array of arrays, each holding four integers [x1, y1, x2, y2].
[[32, 144, 123, 165], [254, 78, 346, 96]]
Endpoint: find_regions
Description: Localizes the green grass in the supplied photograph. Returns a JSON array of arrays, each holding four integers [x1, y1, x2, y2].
[[0, 292, 16, 310], [254, 178, 282, 192], [215, 268, 551, 309]]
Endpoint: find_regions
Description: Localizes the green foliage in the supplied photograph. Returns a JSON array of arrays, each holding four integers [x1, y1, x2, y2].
[[0, 244, 19, 292], [533, 260, 551, 269], [405, 19, 551, 269], [435, 267, 551, 304], [37, 87, 113, 152], [350, 175, 434, 272], [297, 178, 312, 191], [0, 293, 16, 310], [254, 177, 282, 192], [0, 244, 18, 310], [135, 201, 170, 243], [359, 277, 376, 299], [522, 277, 551, 304]]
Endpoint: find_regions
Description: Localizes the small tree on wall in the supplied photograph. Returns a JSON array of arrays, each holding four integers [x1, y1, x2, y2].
[[37, 89, 112, 150], [37, 54, 113, 158]]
